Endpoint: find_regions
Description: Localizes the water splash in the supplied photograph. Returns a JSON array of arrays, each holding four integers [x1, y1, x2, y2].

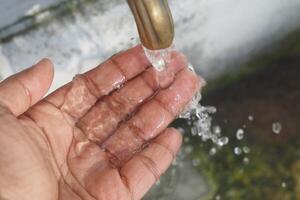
[[234, 147, 242, 155], [179, 64, 230, 147], [143, 45, 228, 148], [243, 157, 250, 165], [209, 147, 217, 156], [272, 122, 282, 134], [243, 146, 251, 154], [217, 137, 229, 147], [236, 129, 245, 140]]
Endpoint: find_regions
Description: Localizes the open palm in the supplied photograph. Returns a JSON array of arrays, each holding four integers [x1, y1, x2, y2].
[[0, 46, 201, 200]]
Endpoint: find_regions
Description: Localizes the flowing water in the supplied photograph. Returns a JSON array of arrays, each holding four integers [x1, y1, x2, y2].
[[143, 46, 174, 72]]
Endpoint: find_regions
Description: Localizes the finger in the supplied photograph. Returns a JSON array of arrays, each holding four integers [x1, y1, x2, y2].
[[77, 52, 187, 143], [0, 59, 54, 116], [54, 45, 151, 119], [103, 69, 202, 164], [120, 128, 182, 200]]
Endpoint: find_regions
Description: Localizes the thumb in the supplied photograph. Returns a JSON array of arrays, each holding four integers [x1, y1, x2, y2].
[[0, 58, 54, 116]]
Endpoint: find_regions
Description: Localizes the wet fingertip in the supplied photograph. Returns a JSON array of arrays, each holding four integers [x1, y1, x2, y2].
[[168, 127, 183, 137], [161, 128, 183, 146]]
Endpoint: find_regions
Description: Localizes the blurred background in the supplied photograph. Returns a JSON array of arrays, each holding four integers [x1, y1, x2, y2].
[[0, 0, 300, 199]]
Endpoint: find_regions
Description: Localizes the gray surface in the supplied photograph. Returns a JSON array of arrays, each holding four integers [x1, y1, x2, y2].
[[0, 0, 63, 29]]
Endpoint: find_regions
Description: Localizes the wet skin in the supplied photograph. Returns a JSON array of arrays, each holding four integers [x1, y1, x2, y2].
[[0, 46, 203, 200]]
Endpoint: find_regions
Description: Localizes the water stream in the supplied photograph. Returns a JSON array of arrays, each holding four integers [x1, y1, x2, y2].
[[143, 46, 174, 72]]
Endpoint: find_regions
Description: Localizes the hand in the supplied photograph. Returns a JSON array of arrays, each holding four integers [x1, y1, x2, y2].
[[0, 46, 201, 200]]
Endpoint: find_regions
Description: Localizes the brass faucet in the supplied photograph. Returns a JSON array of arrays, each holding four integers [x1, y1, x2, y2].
[[127, 0, 174, 50]]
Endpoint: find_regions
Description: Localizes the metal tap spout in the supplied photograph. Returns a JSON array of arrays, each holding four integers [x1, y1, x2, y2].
[[127, 0, 174, 50]]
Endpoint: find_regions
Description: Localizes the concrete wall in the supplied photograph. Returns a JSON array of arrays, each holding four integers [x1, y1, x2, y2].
[[1, 0, 300, 92], [0, 0, 62, 28]]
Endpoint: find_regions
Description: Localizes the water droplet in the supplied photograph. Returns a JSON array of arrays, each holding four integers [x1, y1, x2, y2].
[[172, 158, 178, 166], [217, 137, 229, 147], [243, 157, 250, 164], [281, 182, 287, 188], [209, 147, 217, 156], [211, 135, 218, 143], [236, 129, 244, 140], [248, 115, 254, 121], [202, 131, 212, 142], [184, 146, 193, 154], [205, 106, 217, 113], [115, 84, 122, 89], [197, 131, 203, 137], [192, 159, 201, 167], [184, 137, 190, 143], [234, 147, 242, 155], [272, 122, 282, 134], [243, 146, 251, 154], [191, 126, 198, 136], [177, 127, 185, 134], [155, 180, 161, 186], [212, 125, 222, 135], [187, 63, 196, 73]]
